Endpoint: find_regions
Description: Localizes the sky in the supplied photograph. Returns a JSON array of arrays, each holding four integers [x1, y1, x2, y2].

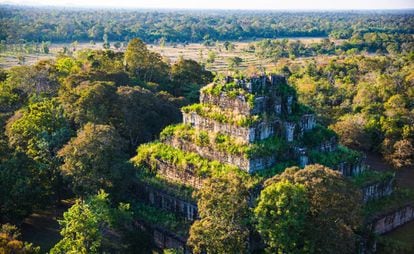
[[1, 0, 414, 10]]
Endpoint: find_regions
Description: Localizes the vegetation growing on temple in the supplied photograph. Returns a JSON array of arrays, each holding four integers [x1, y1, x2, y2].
[[132, 142, 244, 178], [308, 146, 362, 168], [0, 5, 413, 251], [160, 123, 287, 159]]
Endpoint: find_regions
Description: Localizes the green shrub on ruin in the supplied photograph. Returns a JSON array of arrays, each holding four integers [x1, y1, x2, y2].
[[160, 124, 286, 159], [132, 142, 244, 178], [308, 145, 362, 168], [351, 170, 395, 187], [182, 103, 260, 127]]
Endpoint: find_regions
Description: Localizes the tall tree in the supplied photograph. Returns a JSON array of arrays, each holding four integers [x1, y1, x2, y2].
[[170, 57, 213, 101], [124, 38, 169, 83], [5, 98, 72, 203], [58, 123, 132, 198], [263, 164, 363, 254], [50, 190, 132, 254], [113, 86, 181, 154], [59, 81, 117, 126], [188, 171, 251, 254], [254, 181, 309, 254]]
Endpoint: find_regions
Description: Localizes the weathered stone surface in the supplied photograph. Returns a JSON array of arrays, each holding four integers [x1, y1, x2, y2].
[[200, 91, 266, 116], [156, 160, 203, 189], [317, 137, 338, 152], [153, 227, 190, 253], [286, 96, 294, 114], [134, 220, 190, 254], [361, 177, 394, 203], [371, 205, 414, 234], [284, 122, 295, 142], [183, 112, 276, 143], [300, 114, 316, 132], [336, 160, 365, 177], [164, 135, 276, 173], [144, 184, 198, 220]]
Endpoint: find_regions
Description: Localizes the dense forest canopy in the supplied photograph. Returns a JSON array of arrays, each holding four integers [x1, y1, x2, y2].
[[1, 5, 414, 43], [1, 4, 414, 253]]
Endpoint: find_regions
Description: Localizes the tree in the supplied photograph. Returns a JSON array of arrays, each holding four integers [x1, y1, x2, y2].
[[0, 224, 40, 253], [50, 190, 132, 254], [6, 98, 72, 162], [59, 81, 117, 126], [226, 56, 243, 70], [206, 50, 216, 64], [5, 61, 60, 98], [159, 37, 166, 47], [113, 86, 181, 154], [41, 41, 49, 54], [58, 123, 132, 197], [5, 98, 72, 203], [0, 148, 41, 222], [17, 54, 25, 65], [188, 172, 251, 254], [330, 114, 370, 150], [223, 41, 235, 51], [386, 139, 414, 168], [170, 57, 213, 101], [263, 164, 362, 254], [124, 38, 169, 83], [254, 181, 309, 253]]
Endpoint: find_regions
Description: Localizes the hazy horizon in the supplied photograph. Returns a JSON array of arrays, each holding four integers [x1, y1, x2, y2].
[[1, 0, 414, 10]]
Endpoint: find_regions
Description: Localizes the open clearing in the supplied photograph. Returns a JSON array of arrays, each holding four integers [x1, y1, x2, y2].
[[0, 38, 325, 72]]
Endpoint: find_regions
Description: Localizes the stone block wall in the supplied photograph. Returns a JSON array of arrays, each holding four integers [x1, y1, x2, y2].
[[200, 92, 266, 116], [372, 205, 414, 234], [317, 137, 338, 152], [144, 184, 198, 220], [133, 220, 190, 254], [164, 136, 276, 173], [183, 112, 276, 143], [299, 114, 316, 132], [156, 160, 203, 189], [336, 161, 365, 177], [361, 177, 394, 203], [153, 227, 190, 253]]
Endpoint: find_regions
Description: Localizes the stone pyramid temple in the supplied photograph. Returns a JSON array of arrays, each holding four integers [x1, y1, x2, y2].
[[132, 74, 414, 251]]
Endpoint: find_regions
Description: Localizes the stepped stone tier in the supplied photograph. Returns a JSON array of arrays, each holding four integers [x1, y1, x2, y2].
[[134, 74, 384, 194], [179, 74, 359, 174], [132, 74, 413, 251]]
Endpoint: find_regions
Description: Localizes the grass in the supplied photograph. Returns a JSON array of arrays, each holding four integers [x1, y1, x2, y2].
[[132, 142, 245, 178]]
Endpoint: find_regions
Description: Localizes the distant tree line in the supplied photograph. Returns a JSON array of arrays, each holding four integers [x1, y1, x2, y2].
[[250, 32, 414, 61], [1, 5, 413, 43]]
